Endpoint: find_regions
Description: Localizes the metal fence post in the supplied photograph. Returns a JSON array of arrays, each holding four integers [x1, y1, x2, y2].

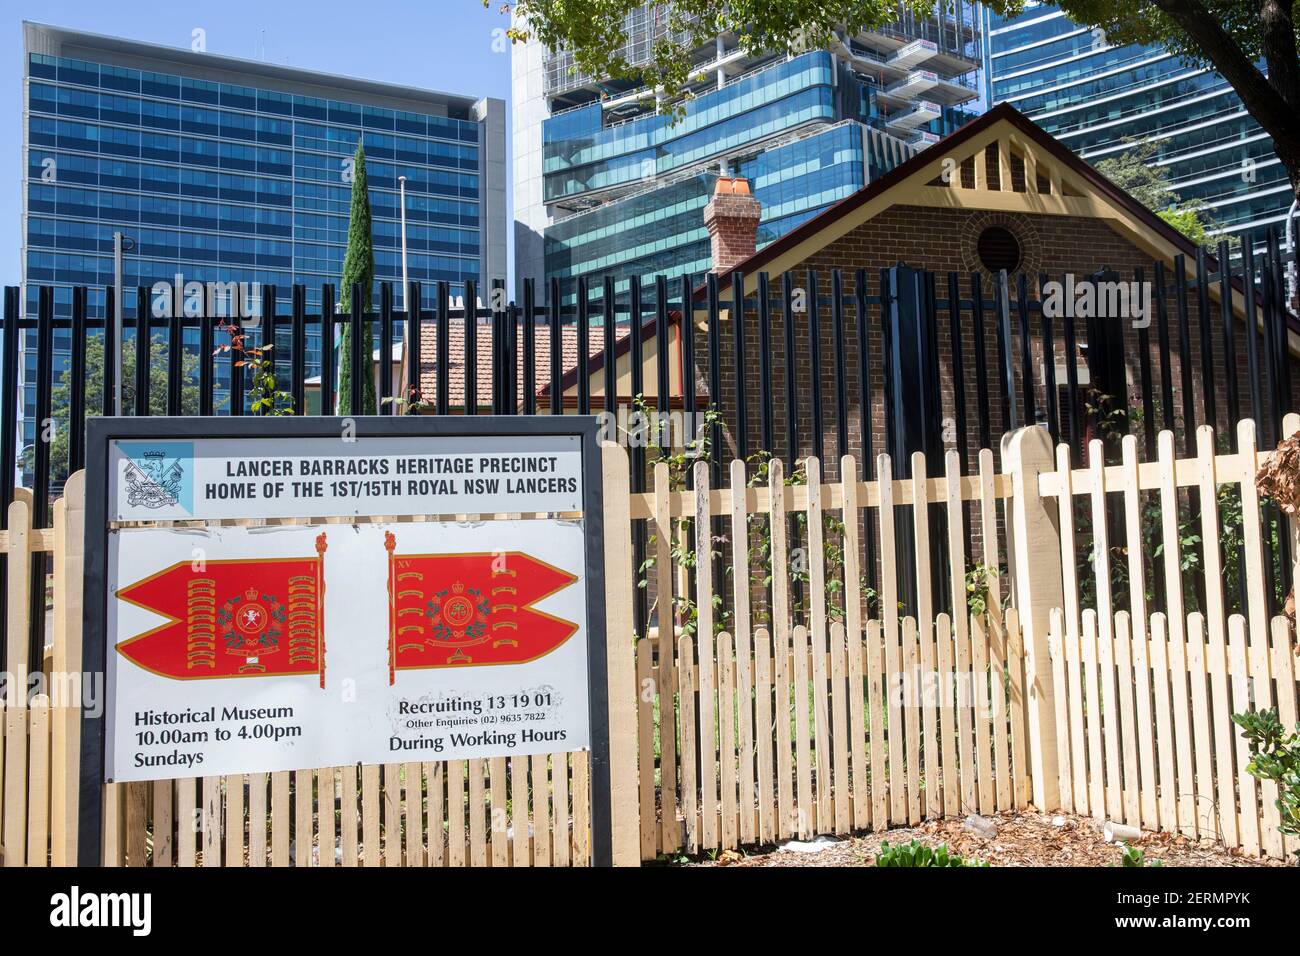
[[1002, 423, 1064, 811]]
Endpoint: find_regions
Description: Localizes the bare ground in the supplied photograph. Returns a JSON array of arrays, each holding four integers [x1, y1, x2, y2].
[[686, 810, 1292, 867]]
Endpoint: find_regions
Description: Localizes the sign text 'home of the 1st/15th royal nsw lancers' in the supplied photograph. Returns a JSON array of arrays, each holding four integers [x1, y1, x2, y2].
[[96, 425, 601, 784], [110, 433, 584, 521]]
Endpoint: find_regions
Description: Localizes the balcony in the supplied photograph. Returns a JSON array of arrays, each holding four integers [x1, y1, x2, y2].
[[884, 100, 941, 133], [886, 39, 938, 70], [878, 68, 978, 108], [883, 69, 939, 101], [543, 52, 838, 206]]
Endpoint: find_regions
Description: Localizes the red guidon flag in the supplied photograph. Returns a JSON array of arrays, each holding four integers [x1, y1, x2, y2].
[[385, 530, 578, 682], [116, 533, 329, 687]]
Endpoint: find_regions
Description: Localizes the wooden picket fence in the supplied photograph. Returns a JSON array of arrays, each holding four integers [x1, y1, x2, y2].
[[627, 448, 1027, 858], [637, 612, 1030, 857], [1, 474, 83, 868], [99, 756, 594, 867], [1047, 607, 1299, 860], [1038, 416, 1300, 860], [3, 423, 1300, 865]]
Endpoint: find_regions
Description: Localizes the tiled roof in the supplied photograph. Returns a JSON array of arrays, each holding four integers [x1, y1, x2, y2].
[[415, 321, 633, 409]]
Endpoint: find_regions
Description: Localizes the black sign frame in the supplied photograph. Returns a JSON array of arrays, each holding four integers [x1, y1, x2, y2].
[[79, 414, 611, 866]]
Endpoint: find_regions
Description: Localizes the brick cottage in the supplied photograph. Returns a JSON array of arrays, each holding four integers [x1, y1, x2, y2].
[[688, 102, 1300, 476]]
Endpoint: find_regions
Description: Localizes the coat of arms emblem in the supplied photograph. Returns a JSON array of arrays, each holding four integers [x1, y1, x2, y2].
[[218, 586, 289, 672], [124, 449, 184, 509]]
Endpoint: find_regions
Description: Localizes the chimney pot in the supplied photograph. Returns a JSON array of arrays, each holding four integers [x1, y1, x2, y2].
[[704, 176, 761, 274]]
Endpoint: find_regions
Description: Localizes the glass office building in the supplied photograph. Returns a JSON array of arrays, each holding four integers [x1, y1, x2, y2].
[[513, 4, 982, 295], [19, 21, 505, 467], [983, 2, 1291, 244], [546, 118, 913, 282]]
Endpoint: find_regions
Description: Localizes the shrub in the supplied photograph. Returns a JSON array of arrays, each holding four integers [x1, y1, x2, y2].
[[1115, 845, 1162, 867], [1232, 708, 1300, 860], [874, 839, 987, 867]]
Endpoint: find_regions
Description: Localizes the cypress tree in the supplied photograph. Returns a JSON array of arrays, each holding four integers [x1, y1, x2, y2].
[[337, 141, 376, 414]]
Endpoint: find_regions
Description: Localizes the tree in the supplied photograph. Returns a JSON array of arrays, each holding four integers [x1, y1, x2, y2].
[[23, 332, 199, 487], [494, 1, 936, 115], [1044, 0, 1300, 207], [496, 1, 1300, 206], [1156, 207, 1217, 249], [338, 141, 377, 416], [1092, 140, 1225, 249]]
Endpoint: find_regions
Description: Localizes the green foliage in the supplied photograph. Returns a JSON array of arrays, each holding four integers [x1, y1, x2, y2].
[[634, 394, 726, 638], [216, 323, 294, 416], [1092, 140, 1180, 211], [338, 141, 376, 416], [631, 394, 866, 641], [746, 450, 849, 626], [1114, 845, 1163, 867], [965, 563, 999, 619], [1074, 471, 1276, 621], [1069, 393, 1281, 619], [1232, 709, 1300, 858], [381, 384, 433, 415], [1092, 140, 1228, 252], [1157, 207, 1216, 250], [494, 0, 936, 111], [874, 839, 987, 867], [22, 332, 199, 486], [1082, 387, 1138, 447]]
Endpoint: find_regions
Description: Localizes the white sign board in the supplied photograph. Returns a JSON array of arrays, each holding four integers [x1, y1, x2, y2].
[[106, 520, 591, 782], [109, 433, 583, 521]]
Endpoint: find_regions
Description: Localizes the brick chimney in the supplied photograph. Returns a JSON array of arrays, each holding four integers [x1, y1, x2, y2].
[[704, 176, 761, 274]]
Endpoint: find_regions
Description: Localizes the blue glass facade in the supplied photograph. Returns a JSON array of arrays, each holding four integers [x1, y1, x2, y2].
[[514, 5, 981, 292], [544, 54, 839, 203], [25, 54, 484, 316], [984, 3, 1290, 242], [20, 25, 502, 463], [545, 121, 913, 286], [539, 50, 972, 293]]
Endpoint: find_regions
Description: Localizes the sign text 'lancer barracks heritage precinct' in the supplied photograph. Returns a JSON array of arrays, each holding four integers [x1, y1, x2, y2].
[[81, 417, 609, 794]]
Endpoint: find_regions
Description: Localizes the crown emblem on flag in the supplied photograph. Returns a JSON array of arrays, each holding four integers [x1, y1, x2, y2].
[[218, 587, 287, 671]]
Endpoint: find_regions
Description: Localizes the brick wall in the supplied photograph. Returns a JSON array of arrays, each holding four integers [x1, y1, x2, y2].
[[692, 203, 1299, 483]]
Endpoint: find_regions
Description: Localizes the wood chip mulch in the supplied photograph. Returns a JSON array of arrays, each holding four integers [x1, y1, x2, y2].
[[686, 810, 1291, 867]]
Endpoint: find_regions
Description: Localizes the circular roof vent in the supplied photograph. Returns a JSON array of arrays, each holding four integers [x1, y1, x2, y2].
[[977, 225, 1022, 275]]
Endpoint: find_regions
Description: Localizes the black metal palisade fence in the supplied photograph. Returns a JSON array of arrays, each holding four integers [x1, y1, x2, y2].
[[1, 232, 1297, 679]]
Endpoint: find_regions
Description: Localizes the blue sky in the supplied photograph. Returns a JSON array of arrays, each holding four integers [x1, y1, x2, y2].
[[3, 0, 515, 285]]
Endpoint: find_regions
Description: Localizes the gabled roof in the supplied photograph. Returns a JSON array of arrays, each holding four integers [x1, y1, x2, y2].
[[707, 104, 1185, 279], [691, 103, 1294, 338]]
